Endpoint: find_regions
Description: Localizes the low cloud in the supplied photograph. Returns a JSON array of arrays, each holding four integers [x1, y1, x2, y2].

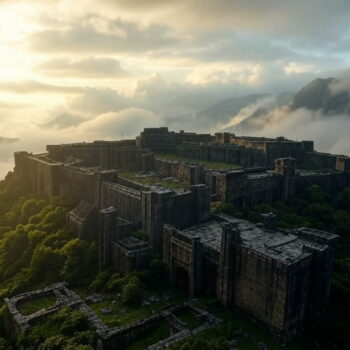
[[79, 107, 161, 139], [229, 106, 350, 156], [0, 80, 85, 94], [29, 16, 181, 54], [35, 57, 131, 78], [65, 88, 131, 117], [103, 0, 350, 47], [284, 62, 317, 75]]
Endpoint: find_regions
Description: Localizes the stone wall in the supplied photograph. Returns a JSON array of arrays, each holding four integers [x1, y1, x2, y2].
[[14, 152, 61, 199], [212, 169, 287, 206], [295, 171, 350, 194], [228, 136, 314, 166], [47, 141, 149, 171], [233, 245, 289, 335], [162, 185, 211, 229], [67, 201, 98, 241], [60, 166, 118, 207], [113, 237, 152, 275], [176, 143, 266, 168], [219, 220, 338, 344], [336, 155, 350, 173], [294, 228, 338, 325], [163, 225, 202, 296], [137, 127, 212, 153], [109, 147, 151, 171], [100, 182, 143, 227], [154, 158, 205, 185], [301, 152, 338, 170]]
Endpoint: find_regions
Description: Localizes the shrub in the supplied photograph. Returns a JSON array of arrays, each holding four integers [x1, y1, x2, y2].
[[122, 276, 144, 305]]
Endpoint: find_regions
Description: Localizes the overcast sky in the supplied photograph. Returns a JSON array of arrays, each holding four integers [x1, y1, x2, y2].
[[0, 0, 350, 177]]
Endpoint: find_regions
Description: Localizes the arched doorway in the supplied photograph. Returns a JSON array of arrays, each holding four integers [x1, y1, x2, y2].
[[175, 266, 189, 295]]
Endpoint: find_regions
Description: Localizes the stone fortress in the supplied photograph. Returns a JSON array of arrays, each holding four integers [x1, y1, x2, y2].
[[9, 127, 347, 345]]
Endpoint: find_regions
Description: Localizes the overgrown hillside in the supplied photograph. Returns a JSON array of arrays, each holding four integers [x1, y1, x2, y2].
[[0, 172, 98, 349]]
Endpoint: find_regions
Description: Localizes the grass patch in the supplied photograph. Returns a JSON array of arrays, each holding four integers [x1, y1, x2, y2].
[[17, 293, 57, 316], [191, 297, 313, 350], [85, 285, 186, 328], [156, 153, 241, 170], [119, 171, 187, 190], [175, 308, 202, 330], [125, 321, 171, 350]]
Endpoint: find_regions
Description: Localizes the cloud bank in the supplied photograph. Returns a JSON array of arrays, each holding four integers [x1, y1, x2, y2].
[[0, 0, 350, 178]]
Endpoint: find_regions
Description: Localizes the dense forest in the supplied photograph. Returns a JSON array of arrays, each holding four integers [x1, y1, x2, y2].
[[0, 172, 349, 349], [0, 172, 97, 349]]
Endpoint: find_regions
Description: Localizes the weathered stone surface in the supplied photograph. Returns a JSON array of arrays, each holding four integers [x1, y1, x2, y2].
[[164, 213, 338, 344], [12, 127, 345, 345]]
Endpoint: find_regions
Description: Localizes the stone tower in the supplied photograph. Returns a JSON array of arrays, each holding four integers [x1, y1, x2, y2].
[[98, 207, 118, 271]]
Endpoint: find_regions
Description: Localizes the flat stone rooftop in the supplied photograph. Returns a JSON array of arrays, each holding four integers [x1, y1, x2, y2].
[[296, 168, 341, 175], [119, 236, 149, 250], [182, 213, 335, 264]]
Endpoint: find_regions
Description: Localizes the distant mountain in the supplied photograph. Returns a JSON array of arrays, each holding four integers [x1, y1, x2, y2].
[[275, 91, 294, 107], [289, 77, 350, 114], [194, 93, 270, 127], [225, 77, 350, 134], [41, 112, 85, 129], [222, 91, 294, 133], [0, 137, 19, 144]]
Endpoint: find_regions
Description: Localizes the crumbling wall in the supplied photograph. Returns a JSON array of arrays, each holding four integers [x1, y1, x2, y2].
[[301, 152, 337, 170], [162, 185, 211, 229], [265, 142, 304, 165], [110, 147, 150, 171], [59, 167, 117, 207], [113, 237, 152, 275], [175, 143, 266, 168], [14, 152, 61, 199], [15, 152, 61, 199], [154, 158, 205, 185], [137, 127, 212, 154], [100, 182, 143, 226], [47, 142, 148, 170], [295, 172, 349, 194], [214, 170, 286, 206], [163, 226, 202, 296], [336, 155, 350, 173], [67, 201, 98, 241], [234, 246, 288, 334]]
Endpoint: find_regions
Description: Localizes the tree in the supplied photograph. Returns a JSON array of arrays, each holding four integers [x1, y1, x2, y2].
[[38, 335, 67, 350], [60, 239, 97, 285], [29, 245, 64, 284], [106, 273, 129, 292], [89, 271, 112, 292], [122, 276, 144, 305]]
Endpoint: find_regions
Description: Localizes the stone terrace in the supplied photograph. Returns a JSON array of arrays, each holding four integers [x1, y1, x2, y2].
[[5, 283, 221, 350]]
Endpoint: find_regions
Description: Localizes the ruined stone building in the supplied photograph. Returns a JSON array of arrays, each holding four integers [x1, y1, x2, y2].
[[163, 213, 338, 343], [12, 127, 345, 342]]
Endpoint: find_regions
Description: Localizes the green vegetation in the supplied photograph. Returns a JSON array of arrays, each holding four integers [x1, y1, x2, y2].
[[125, 321, 170, 350], [156, 153, 241, 170], [132, 229, 149, 242], [0, 173, 98, 349], [214, 185, 350, 350], [171, 297, 309, 350], [0, 172, 348, 350], [120, 171, 187, 190], [175, 309, 202, 330], [17, 307, 94, 350], [18, 293, 57, 316], [0, 194, 97, 298], [85, 265, 186, 328]]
